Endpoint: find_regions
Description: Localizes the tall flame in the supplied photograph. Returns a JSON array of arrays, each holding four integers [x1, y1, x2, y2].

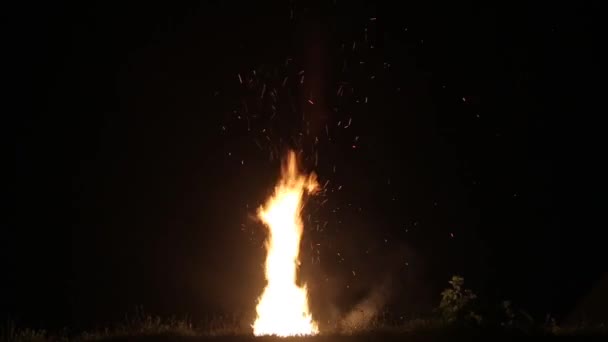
[[253, 150, 319, 336]]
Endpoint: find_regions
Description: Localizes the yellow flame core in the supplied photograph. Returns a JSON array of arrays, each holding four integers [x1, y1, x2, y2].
[[253, 151, 319, 336]]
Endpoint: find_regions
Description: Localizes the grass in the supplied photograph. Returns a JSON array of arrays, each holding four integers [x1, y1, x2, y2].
[[2, 278, 605, 341], [2, 313, 607, 342], [1, 321, 49, 342]]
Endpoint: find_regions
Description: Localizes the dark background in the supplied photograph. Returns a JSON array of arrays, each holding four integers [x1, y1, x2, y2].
[[5, 0, 605, 331]]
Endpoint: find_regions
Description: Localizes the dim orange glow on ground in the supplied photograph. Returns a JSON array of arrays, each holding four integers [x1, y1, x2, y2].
[[252, 150, 319, 336]]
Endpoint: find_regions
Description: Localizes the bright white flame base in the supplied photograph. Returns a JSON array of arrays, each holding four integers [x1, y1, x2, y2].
[[252, 151, 319, 336]]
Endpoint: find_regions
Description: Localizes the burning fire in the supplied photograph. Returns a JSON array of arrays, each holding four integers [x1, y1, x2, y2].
[[253, 150, 319, 336]]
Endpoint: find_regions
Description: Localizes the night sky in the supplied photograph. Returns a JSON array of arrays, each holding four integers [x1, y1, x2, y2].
[[6, 0, 605, 331]]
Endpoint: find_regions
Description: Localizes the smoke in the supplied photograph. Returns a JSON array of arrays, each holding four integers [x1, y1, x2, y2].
[[339, 276, 392, 332]]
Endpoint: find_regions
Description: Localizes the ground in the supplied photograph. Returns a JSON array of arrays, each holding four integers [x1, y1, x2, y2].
[[67, 333, 608, 342]]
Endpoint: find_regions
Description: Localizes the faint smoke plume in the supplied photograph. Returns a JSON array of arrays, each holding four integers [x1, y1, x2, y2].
[[340, 276, 392, 332]]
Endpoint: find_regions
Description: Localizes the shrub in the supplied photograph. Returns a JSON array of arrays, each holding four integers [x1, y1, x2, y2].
[[438, 275, 481, 325]]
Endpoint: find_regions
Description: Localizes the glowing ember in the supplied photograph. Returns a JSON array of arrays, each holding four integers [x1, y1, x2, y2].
[[253, 150, 319, 336]]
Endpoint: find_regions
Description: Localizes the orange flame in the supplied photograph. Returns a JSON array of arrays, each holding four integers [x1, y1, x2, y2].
[[253, 150, 319, 336]]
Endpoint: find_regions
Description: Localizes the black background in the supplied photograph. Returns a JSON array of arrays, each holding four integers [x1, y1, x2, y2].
[[5, 0, 604, 331]]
